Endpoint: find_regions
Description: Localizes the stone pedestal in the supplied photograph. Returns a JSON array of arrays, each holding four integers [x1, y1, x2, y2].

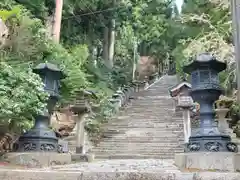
[[175, 152, 240, 172], [215, 108, 230, 134], [4, 152, 71, 168], [75, 114, 86, 154], [215, 108, 240, 149], [182, 109, 191, 143], [70, 97, 95, 162], [70, 113, 94, 162], [177, 96, 193, 144]]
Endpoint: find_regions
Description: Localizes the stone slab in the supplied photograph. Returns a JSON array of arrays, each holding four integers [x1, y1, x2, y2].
[[71, 153, 95, 162], [175, 152, 240, 172], [0, 169, 240, 180], [4, 152, 71, 168]]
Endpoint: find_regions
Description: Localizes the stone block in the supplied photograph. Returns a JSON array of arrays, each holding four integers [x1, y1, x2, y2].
[[71, 153, 95, 162], [58, 139, 69, 153], [4, 152, 71, 168], [1, 170, 240, 180], [175, 152, 240, 172]]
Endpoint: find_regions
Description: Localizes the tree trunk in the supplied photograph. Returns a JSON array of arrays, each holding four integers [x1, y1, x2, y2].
[[45, 15, 54, 39], [102, 27, 109, 66], [108, 19, 115, 69], [52, 0, 63, 43]]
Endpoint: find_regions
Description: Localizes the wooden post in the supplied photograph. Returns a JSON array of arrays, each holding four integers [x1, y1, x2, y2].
[[231, 0, 240, 102], [52, 0, 63, 43]]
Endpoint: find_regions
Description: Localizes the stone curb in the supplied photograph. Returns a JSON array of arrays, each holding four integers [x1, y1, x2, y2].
[[144, 75, 164, 90], [0, 169, 240, 180]]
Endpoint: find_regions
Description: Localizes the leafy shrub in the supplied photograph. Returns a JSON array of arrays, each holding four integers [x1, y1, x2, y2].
[[0, 62, 48, 133]]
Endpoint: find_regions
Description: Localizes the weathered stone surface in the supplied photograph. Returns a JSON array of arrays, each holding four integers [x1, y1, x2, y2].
[[0, 169, 240, 180], [4, 152, 71, 168], [48, 159, 178, 172], [175, 152, 240, 172], [71, 153, 95, 162]]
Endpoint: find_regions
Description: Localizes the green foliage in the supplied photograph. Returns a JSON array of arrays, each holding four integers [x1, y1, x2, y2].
[[43, 42, 89, 100], [0, 5, 22, 21], [171, 0, 233, 88], [0, 62, 48, 133], [0, 0, 186, 136]]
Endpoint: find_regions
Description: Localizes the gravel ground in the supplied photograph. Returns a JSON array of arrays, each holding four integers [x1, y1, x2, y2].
[[46, 159, 181, 173]]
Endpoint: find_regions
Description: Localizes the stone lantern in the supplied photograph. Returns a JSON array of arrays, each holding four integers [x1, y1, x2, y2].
[[175, 53, 240, 172], [169, 82, 192, 112], [70, 90, 95, 162], [182, 53, 237, 152], [70, 90, 92, 153], [14, 62, 65, 152], [169, 82, 193, 143]]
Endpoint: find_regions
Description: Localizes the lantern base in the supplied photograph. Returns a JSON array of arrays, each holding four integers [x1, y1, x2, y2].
[[185, 135, 238, 152], [14, 127, 59, 152], [13, 116, 59, 152]]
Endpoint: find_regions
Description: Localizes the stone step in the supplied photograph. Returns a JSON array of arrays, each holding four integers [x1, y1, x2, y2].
[[102, 127, 183, 131], [129, 104, 174, 107], [106, 119, 183, 122], [102, 132, 184, 135], [106, 119, 183, 123], [95, 139, 184, 144], [68, 140, 184, 146], [94, 154, 178, 159], [129, 103, 174, 107], [124, 108, 175, 111], [97, 139, 184, 143], [103, 123, 183, 127], [102, 129, 184, 132], [131, 99, 174, 102], [101, 133, 184, 138], [101, 134, 184, 138], [107, 116, 182, 120], [96, 142, 183, 146], [104, 123, 183, 127], [94, 148, 183, 151], [93, 151, 184, 156], [101, 131, 183, 135], [95, 143, 183, 148], [95, 142, 184, 146], [68, 140, 184, 147], [92, 148, 183, 153], [116, 112, 177, 115], [94, 148, 183, 152], [104, 121, 183, 129], [103, 124, 183, 129], [130, 104, 174, 107]]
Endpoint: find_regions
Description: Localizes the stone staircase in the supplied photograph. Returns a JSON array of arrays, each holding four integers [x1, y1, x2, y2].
[[92, 75, 184, 159], [2, 75, 240, 180]]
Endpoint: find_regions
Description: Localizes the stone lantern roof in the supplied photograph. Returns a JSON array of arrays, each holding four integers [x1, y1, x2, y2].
[[169, 82, 192, 97], [33, 62, 66, 79], [183, 53, 227, 74]]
